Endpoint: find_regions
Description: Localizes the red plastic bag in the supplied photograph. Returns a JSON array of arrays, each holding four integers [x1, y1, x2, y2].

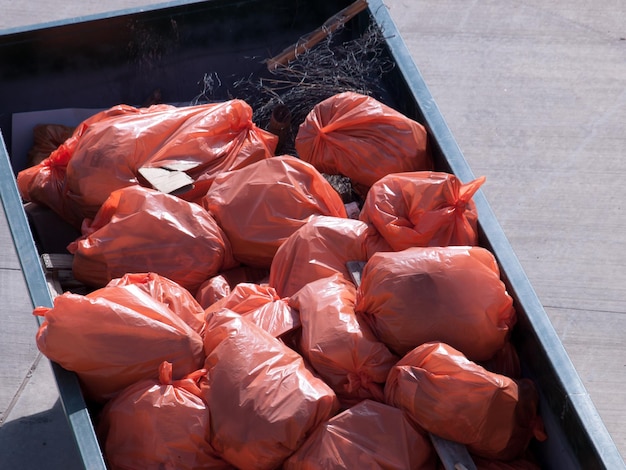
[[63, 101, 277, 219], [289, 274, 398, 404], [359, 171, 485, 249], [205, 283, 299, 338], [384, 342, 546, 460], [68, 185, 234, 294], [283, 399, 436, 469], [295, 91, 432, 190], [107, 272, 206, 336], [196, 275, 232, 308], [355, 246, 516, 360], [34, 282, 205, 402], [269, 215, 390, 298], [17, 149, 80, 227], [17, 105, 147, 228], [195, 266, 270, 308], [202, 155, 347, 268], [201, 308, 339, 470], [98, 362, 230, 470]]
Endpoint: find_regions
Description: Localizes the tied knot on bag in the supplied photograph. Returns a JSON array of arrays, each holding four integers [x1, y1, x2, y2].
[[44, 140, 75, 171], [227, 101, 255, 133], [314, 126, 330, 144], [33, 306, 50, 317], [458, 175, 486, 208], [158, 361, 206, 397], [450, 174, 486, 218], [346, 371, 384, 401], [159, 361, 174, 385], [453, 199, 468, 214]]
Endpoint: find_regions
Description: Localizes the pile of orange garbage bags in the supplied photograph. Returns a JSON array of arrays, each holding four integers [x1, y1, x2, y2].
[[28, 92, 546, 469]]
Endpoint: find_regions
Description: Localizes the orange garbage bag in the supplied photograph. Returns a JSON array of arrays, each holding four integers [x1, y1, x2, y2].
[[68, 185, 234, 294], [289, 274, 398, 405], [283, 399, 437, 469], [17, 105, 147, 228], [34, 282, 205, 403], [63, 101, 277, 219], [201, 308, 339, 470], [98, 362, 231, 470], [107, 272, 206, 336], [384, 342, 546, 460], [196, 275, 232, 308], [17, 148, 80, 227], [359, 171, 485, 249], [269, 215, 390, 298], [195, 266, 270, 308], [355, 246, 516, 360], [205, 283, 299, 339], [295, 91, 432, 190], [202, 155, 347, 268]]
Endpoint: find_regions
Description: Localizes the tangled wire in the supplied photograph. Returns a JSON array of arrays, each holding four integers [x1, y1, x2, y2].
[[192, 22, 394, 156]]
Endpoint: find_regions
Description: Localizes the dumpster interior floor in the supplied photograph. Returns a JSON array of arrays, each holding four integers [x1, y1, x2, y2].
[[1, 1, 625, 469]]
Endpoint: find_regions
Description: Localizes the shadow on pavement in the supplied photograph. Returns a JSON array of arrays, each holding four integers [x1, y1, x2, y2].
[[0, 399, 84, 470]]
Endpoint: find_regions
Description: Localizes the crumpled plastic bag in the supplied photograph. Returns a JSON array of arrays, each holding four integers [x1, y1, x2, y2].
[[66, 101, 277, 218], [68, 185, 234, 294], [269, 215, 390, 298], [355, 246, 516, 360], [295, 91, 432, 190], [289, 274, 398, 404], [18, 102, 277, 226], [202, 155, 347, 268], [98, 361, 230, 470], [201, 308, 339, 470], [195, 266, 270, 308], [204, 283, 299, 339], [107, 272, 206, 336], [196, 275, 232, 308], [17, 105, 137, 228], [283, 399, 437, 469], [359, 171, 485, 249], [384, 342, 546, 460], [34, 280, 205, 402]]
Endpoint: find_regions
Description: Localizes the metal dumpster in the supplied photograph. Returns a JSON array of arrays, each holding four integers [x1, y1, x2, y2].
[[0, 0, 623, 468]]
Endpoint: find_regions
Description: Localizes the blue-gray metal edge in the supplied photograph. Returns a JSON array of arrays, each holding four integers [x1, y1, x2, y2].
[[0, 133, 107, 470], [366, 0, 625, 468]]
